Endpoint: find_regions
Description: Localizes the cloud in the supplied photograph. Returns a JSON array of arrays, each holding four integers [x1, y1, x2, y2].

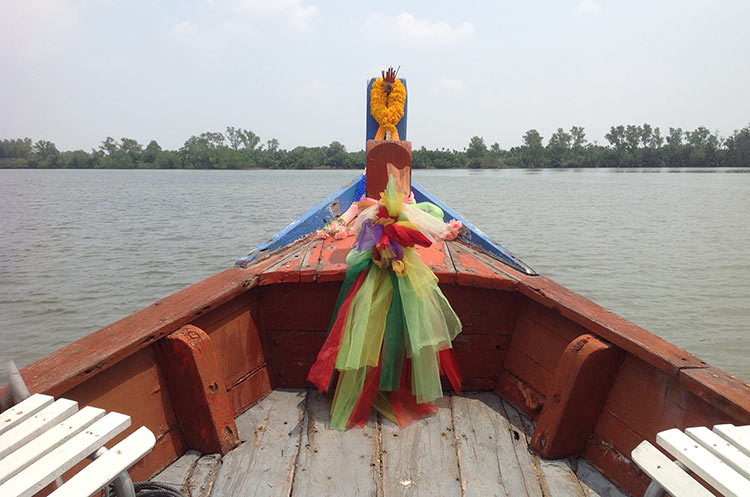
[[228, 0, 319, 32], [387, 13, 476, 45], [291, 79, 331, 99], [169, 20, 199, 40], [0, 0, 80, 63], [576, 0, 602, 15], [429, 78, 468, 95]]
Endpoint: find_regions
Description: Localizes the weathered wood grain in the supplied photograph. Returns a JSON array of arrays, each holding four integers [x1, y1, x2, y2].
[[513, 401, 585, 497], [535, 459, 585, 497], [211, 389, 305, 497], [292, 391, 378, 497], [381, 396, 460, 497], [186, 454, 222, 497], [151, 450, 200, 490], [452, 393, 528, 497], [499, 400, 544, 497]]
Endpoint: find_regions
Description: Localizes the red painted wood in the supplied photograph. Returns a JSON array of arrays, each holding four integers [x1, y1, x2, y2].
[[259, 240, 309, 285], [446, 241, 517, 291], [495, 369, 544, 420], [679, 367, 750, 424], [316, 236, 350, 282], [197, 293, 264, 390], [156, 325, 239, 455], [365, 140, 412, 197], [584, 435, 650, 497], [452, 334, 510, 389], [265, 331, 326, 388], [415, 241, 456, 284], [530, 334, 623, 458], [519, 298, 588, 343], [441, 285, 520, 335], [260, 282, 340, 332], [227, 366, 272, 416], [594, 356, 735, 459], [511, 314, 571, 370], [300, 237, 325, 282], [503, 347, 553, 395], [63, 346, 178, 440]]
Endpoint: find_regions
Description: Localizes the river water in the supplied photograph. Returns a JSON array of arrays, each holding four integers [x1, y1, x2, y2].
[[1, 168, 748, 384]]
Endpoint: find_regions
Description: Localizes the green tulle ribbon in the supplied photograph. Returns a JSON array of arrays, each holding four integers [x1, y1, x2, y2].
[[379, 271, 406, 391]]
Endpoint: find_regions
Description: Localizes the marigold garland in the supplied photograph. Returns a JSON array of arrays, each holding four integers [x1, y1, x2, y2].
[[370, 78, 406, 140]]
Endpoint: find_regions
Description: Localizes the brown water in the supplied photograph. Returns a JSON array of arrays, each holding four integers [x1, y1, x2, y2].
[[1, 168, 748, 384]]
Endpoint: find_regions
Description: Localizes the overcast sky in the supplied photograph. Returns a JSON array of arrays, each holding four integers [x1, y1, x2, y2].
[[1, 0, 749, 153]]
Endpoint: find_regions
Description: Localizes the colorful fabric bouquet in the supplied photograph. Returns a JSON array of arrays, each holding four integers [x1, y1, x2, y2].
[[307, 176, 463, 430]]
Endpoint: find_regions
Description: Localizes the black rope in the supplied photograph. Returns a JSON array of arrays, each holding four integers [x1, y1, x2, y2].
[[104, 481, 186, 497]]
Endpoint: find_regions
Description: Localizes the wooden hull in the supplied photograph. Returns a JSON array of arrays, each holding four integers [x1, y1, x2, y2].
[[3, 233, 749, 497]]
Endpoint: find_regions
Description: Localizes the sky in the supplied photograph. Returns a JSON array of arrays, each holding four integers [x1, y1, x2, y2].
[[1, 0, 749, 153]]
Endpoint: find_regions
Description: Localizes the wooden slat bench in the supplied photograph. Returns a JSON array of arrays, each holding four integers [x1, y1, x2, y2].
[[632, 424, 750, 497], [0, 393, 155, 497]]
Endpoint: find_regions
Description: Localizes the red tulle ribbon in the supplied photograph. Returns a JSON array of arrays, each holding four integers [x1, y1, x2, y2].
[[384, 223, 432, 248], [439, 348, 463, 394], [307, 270, 368, 392]]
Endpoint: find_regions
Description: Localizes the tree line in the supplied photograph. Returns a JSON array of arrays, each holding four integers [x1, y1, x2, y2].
[[1, 123, 748, 170]]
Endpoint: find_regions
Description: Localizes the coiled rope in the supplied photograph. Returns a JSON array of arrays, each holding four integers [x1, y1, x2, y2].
[[104, 481, 186, 497]]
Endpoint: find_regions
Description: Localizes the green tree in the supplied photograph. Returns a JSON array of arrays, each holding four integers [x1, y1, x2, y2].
[[142, 140, 162, 166], [325, 141, 349, 168], [724, 124, 750, 167], [120, 138, 142, 167], [32, 140, 60, 168], [466, 136, 487, 168], [547, 128, 572, 167], [665, 127, 684, 166], [61, 150, 94, 169], [521, 129, 544, 167]]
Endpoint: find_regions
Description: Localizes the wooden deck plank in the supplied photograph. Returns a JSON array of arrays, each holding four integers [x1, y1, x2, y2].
[[500, 400, 544, 497], [452, 392, 528, 497], [186, 454, 222, 497], [259, 242, 309, 285], [211, 389, 305, 497], [292, 391, 379, 497], [535, 459, 586, 497], [150, 450, 200, 490], [381, 396, 460, 497], [316, 237, 350, 282], [151, 390, 620, 497], [513, 402, 586, 497], [299, 238, 325, 282], [574, 459, 629, 497], [415, 241, 456, 284], [445, 241, 517, 291]]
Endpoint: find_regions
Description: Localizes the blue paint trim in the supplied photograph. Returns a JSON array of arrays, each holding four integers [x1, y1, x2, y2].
[[366, 78, 407, 143], [235, 175, 364, 266], [411, 180, 538, 276]]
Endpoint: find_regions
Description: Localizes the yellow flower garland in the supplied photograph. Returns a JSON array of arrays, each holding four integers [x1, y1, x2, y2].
[[370, 78, 406, 140]]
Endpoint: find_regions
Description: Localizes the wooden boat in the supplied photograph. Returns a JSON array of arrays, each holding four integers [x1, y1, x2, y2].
[[3, 79, 749, 497]]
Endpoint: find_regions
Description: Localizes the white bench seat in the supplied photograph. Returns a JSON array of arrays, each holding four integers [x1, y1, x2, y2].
[[632, 424, 750, 497], [0, 393, 155, 497]]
